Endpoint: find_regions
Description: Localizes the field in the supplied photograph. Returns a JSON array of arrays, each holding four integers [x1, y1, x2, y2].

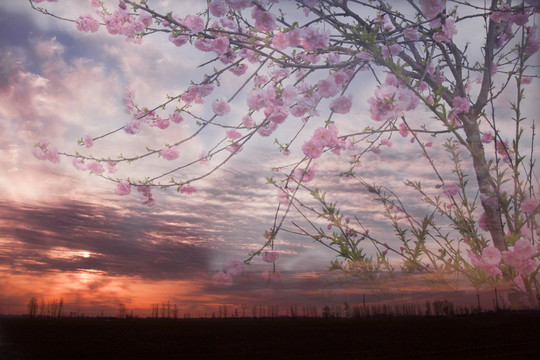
[[1, 312, 540, 359]]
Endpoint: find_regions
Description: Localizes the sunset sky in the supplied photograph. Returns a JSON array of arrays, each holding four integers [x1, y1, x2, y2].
[[1, 1, 538, 317]]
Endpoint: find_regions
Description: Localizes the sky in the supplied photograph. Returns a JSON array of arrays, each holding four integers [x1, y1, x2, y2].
[[0, 1, 538, 317]]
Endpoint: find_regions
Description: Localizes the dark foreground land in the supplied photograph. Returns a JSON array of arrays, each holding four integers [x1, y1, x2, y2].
[[1, 312, 540, 359]]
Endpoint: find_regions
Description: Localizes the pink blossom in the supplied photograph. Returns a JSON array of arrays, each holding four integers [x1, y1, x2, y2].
[[281, 85, 298, 106], [106, 162, 117, 173], [180, 185, 197, 194], [262, 251, 279, 263], [257, 121, 278, 137], [152, 117, 170, 129], [443, 182, 459, 197], [522, 198, 539, 215], [252, 7, 276, 32], [114, 181, 131, 196], [225, 129, 242, 140], [124, 120, 142, 135], [512, 13, 530, 26], [83, 135, 94, 148], [481, 246, 501, 265], [212, 98, 231, 116], [381, 43, 401, 58], [90, 0, 101, 7], [194, 38, 213, 52], [302, 139, 324, 159], [293, 163, 317, 183], [87, 161, 104, 174], [247, 89, 268, 110], [161, 146, 179, 160], [317, 78, 339, 98], [72, 158, 87, 171], [182, 14, 205, 33], [224, 0, 252, 10], [76, 14, 100, 33], [223, 257, 246, 276], [211, 37, 230, 55], [209, 0, 229, 17], [481, 132, 493, 144], [452, 96, 470, 114], [330, 95, 352, 114], [419, 0, 446, 19], [272, 32, 290, 50], [433, 18, 457, 43], [211, 271, 233, 286], [525, 25, 539, 55], [299, 27, 330, 51], [277, 190, 289, 205], [398, 123, 409, 137], [381, 139, 392, 147], [403, 27, 420, 41], [229, 63, 248, 76], [467, 251, 483, 266], [242, 115, 254, 127], [513, 239, 537, 259], [168, 33, 188, 47], [490, 4, 512, 23], [313, 125, 339, 147], [32, 146, 47, 161], [138, 12, 153, 27], [226, 143, 243, 154], [425, 141, 433, 147], [170, 111, 183, 124]]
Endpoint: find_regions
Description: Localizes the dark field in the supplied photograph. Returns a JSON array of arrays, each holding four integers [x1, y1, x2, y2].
[[1, 312, 540, 359]]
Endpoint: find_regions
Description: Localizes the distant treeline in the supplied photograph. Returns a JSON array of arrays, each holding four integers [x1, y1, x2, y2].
[[21, 292, 537, 320]]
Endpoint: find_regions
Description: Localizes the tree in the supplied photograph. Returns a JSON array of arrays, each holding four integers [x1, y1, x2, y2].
[[29, 0, 540, 307]]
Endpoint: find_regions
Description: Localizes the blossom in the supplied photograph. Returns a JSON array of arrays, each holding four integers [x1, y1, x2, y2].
[[293, 163, 317, 183], [252, 7, 276, 32], [170, 111, 183, 124], [223, 256, 246, 276], [211, 37, 230, 55], [419, 0, 446, 19], [114, 181, 131, 196], [403, 27, 420, 41], [317, 78, 339, 98], [169, 33, 189, 47], [398, 122, 409, 137], [87, 161, 105, 174], [211, 271, 233, 286], [381, 43, 401, 58], [182, 14, 205, 33], [229, 63, 248, 76], [277, 190, 290, 205], [76, 14, 100, 33], [226, 129, 242, 140], [481, 132, 493, 144], [224, 0, 252, 10], [83, 135, 94, 148], [522, 198, 539, 215], [302, 139, 324, 159], [72, 158, 87, 171], [262, 251, 280, 263], [124, 120, 142, 135], [161, 146, 179, 160], [330, 95, 352, 114], [452, 96, 470, 114], [209, 0, 229, 17], [443, 182, 459, 197], [242, 115, 254, 127], [211, 98, 231, 116], [433, 18, 457, 43], [481, 246, 501, 265], [299, 27, 330, 50]]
